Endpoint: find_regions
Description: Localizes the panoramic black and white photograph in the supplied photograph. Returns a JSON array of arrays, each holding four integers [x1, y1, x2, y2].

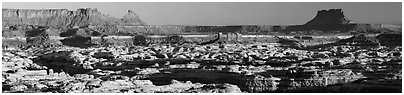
[[1, 1, 402, 93]]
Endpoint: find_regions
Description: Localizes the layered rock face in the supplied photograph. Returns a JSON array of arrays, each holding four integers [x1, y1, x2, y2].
[[2, 8, 146, 48], [2, 8, 145, 29]]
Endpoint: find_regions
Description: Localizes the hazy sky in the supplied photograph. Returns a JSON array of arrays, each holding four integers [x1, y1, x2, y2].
[[2, 2, 402, 25]]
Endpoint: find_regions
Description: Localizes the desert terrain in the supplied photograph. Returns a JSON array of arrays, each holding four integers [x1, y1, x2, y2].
[[1, 8, 402, 93]]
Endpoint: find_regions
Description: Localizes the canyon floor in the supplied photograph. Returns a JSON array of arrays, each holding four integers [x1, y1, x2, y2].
[[2, 34, 402, 93]]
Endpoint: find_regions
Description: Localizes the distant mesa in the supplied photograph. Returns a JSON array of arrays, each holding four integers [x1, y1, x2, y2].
[[305, 9, 352, 26], [284, 8, 357, 32]]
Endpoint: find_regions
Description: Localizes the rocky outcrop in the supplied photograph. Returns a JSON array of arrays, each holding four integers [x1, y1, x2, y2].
[[60, 36, 94, 48], [25, 28, 63, 47], [239, 75, 280, 92], [121, 10, 146, 26], [183, 83, 242, 93], [58, 27, 101, 48], [60, 28, 101, 37], [284, 69, 363, 88]]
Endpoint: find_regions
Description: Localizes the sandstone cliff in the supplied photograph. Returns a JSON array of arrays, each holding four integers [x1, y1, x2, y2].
[[2, 8, 146, 31]]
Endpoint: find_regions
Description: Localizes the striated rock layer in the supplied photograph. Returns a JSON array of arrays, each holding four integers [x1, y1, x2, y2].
[[2, 8, 145, 29]]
